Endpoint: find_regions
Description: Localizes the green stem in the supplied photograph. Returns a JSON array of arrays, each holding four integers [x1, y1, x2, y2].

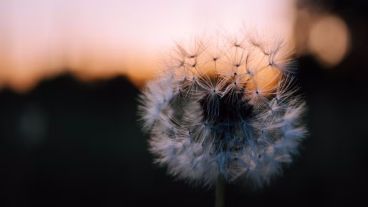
[[215, 175, 225, 207]]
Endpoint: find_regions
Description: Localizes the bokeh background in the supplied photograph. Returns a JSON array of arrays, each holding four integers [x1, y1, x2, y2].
[[0, 0, 367, 206]]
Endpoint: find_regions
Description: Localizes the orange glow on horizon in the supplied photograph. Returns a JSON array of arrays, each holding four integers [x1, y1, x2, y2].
[[0, 0, 296, 92]]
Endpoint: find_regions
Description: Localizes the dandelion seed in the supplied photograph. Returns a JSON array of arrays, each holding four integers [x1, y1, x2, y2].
[[139, 34, 307, 190]]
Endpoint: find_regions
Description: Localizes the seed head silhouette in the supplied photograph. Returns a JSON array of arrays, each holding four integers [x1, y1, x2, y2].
[[139, 35, 306, 188]]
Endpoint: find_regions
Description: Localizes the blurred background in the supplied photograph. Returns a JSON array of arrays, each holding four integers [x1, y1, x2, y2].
[[0, 0, 367, 206]]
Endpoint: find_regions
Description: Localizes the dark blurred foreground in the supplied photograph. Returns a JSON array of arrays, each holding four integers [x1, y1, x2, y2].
[[0, 54, 367, 207]]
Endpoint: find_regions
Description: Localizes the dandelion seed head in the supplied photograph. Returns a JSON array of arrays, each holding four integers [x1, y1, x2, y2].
[[139, 33, 306, 188]]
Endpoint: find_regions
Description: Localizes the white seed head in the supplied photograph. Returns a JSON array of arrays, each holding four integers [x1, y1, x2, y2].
[[139, 34, 307, 188]]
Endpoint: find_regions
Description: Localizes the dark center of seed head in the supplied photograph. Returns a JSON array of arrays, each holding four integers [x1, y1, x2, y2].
[[200, 87, 253, 124], [199, 88, 254, 151]]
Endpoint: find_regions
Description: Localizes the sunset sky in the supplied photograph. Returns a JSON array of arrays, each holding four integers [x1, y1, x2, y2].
[[0, 0, 348, 92]]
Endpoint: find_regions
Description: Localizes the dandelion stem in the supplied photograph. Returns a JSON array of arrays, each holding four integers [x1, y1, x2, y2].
[[215, 175, 225, 207]]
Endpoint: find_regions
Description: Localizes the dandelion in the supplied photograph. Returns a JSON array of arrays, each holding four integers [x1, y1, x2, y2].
[[139, 34, 306, 206]]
